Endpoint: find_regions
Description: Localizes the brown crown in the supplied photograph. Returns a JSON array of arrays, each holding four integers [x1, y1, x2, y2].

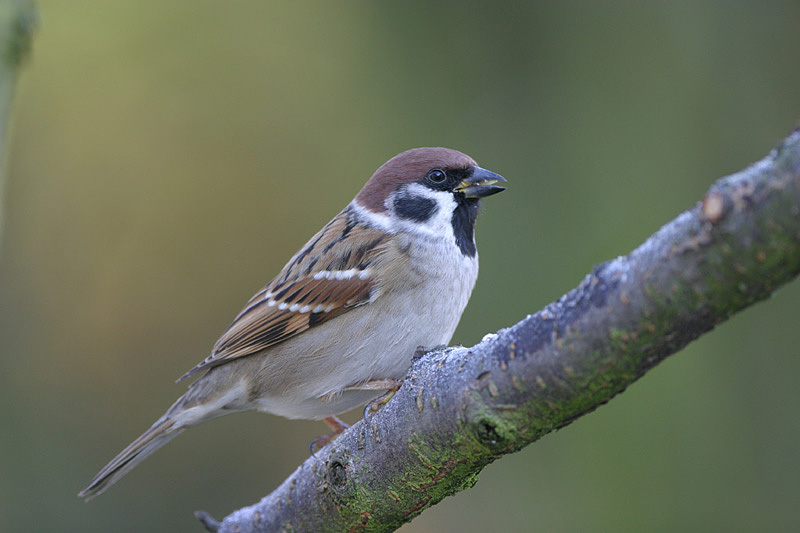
[[355, 147, 477, 213]]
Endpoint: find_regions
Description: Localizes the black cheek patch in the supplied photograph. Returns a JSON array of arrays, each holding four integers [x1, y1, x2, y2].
[[393, 194, 439, 223]]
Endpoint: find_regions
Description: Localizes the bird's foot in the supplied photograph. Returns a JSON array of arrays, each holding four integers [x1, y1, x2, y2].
[[346, 378, 404, 422], [309, 416, 349, 454]]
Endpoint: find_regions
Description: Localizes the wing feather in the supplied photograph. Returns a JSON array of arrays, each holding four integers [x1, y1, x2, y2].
[[177, 207, 389, 382]]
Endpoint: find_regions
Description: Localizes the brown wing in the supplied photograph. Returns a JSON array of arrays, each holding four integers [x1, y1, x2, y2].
[[177, 207, 390, 382]]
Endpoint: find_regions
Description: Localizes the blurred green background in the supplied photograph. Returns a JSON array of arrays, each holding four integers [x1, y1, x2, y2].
[[2, 1, 800, 531]]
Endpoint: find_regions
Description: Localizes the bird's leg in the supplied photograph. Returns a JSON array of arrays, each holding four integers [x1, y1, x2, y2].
[[309, 416, 350, 454], [342, 378, 404, 422], [324, 415, 350, 433], [309, 379, 403, 453]]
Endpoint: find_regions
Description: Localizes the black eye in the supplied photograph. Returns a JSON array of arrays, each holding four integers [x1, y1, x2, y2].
[[426, 168, 446, 183]]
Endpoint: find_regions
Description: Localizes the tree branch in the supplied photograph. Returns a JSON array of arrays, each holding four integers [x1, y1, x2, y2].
[[204, 128, 800, 533]]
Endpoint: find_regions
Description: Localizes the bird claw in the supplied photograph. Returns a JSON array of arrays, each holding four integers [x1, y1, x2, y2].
[[309, 416, 349, 455], [362, 387, 399, 423], [308, 432, 339, 455]]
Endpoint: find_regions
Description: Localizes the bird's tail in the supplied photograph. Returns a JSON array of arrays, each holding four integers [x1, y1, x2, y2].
[[78, 410, 185, 501]]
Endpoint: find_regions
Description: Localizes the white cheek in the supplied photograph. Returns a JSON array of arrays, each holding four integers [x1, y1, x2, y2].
[[389, 183, 458, 242], [349, 200, 392, 231]]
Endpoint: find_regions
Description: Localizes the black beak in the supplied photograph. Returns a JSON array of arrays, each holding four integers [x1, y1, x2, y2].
[[455, 166, 507, 198]]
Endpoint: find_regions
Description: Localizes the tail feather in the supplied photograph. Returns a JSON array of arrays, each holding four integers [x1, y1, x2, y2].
[[78, 415, 184, 501], [80, 369, 248, 500]]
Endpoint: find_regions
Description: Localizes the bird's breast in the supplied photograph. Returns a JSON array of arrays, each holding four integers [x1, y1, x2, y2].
[[238, 236, 479, 420]]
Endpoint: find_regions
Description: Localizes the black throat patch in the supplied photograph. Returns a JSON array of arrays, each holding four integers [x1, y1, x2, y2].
[[451, 197, 480, 257]]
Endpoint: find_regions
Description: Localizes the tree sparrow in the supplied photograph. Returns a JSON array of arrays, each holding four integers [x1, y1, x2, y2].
[[79, 147, 505, 500]]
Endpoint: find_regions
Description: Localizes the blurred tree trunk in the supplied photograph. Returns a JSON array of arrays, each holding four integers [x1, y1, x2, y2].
[[197, 128, 800, 532], [0, 0, 36, 250]]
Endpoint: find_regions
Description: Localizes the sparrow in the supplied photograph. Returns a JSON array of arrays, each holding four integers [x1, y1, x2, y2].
[[79, 147, 505, 500]]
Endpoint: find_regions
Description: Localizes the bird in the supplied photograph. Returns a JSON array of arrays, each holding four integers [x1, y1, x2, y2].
[[79, 147, 506, 500]]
